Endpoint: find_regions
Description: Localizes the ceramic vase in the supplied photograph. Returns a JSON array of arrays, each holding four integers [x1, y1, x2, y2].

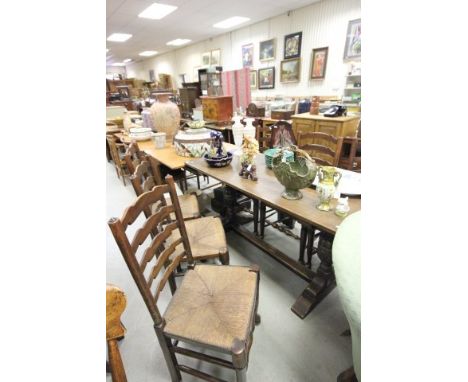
[[316, 166, 342, 211], [231, 115, 244, 147], [149, 94, 180, 142], [243, 118, 256, 139]]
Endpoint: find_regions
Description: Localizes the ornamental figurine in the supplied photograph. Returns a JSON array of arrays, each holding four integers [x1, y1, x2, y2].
[[209, 131, 225, 158], [239, 135, 259, 181]]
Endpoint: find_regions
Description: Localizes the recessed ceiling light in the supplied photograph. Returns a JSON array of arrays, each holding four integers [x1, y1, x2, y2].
[[138, 2, 177, 20], [166, 38, 191, 46], [107, 33, 132, 42], [112, 62, 126, 66], [139, 51, 158, 57], [123, 58, 132, 63], [213, 16, 250, 29]]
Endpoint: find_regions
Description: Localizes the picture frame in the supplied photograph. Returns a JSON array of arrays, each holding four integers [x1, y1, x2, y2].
[[343, 18, 361, 60], [259, 38, 276, 61], [310, 47, 328, 79], [258, 67, 275, 89], [201, 51, 210, 66], [242, 43, 254, 68], [284, 31, 302, 59], [250, 70, 257, 89], [280, 58, 301, 83], [210, 49, 221, 66]]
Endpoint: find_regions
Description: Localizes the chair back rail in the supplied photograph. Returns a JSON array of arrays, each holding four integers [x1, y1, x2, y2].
[[297, 131, 343, 167], [124, 141, 146, 174], [108, 176, 194, 324]]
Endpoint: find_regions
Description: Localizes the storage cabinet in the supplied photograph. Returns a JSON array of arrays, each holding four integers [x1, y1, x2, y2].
[[201, 96, 233, 122], [292, 113, 360, 161]]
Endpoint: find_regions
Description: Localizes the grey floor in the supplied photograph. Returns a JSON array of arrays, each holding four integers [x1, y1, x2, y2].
[[106, 162, 352, 382]]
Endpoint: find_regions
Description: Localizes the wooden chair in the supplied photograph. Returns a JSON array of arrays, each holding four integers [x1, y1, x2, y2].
[[107, 135, 129, 185], [338, 137, 361, 173], [130, 159, 201, 221], [296, 131, 344, 167], [108, 176, 260, 382], [106, 284, 128, 382], [124, 140, 190, 192], [255, 123, 272, 153]]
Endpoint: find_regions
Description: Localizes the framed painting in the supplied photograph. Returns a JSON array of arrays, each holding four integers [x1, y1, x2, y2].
[[258, 67, 275, 89], [250, 70, 257, 89], [259, 38, 275, 61], [242, 43, 254, 67], [310, 47, 328, 79], [210, 49, 221, 65], [343, 18, 361, 60], [280, 58, 301, 83], [202, 51, 210, 66], [284, 31, 302, 59]]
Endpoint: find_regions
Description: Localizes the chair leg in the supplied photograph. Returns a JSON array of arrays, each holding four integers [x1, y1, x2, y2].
[[154, 325, 181, 382], [259, 203, 266, 238], [232, 339, 248, 382], [121, 169, 126, 186], [299, 224, 307, 264], [219, 248, 229, 265], [253, 199, 259, 235], [196, 173, 200, 189]]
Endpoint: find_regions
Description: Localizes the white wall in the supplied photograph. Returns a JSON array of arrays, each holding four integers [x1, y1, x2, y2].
[[126, 0, 360, 97]]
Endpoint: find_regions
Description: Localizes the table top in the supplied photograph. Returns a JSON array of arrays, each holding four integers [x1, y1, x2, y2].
[[291, 112, 360, 122], [115, 132, 236, 170], [186, 154, 361, 234]]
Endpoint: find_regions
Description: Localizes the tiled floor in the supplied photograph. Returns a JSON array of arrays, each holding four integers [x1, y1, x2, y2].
[[106, 162, 352, 381]]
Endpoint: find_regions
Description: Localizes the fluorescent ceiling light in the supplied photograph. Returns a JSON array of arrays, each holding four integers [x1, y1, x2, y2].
[[123, 58, 132, 63], [106, 48, 109, 53], [166, 38, 191, 46], [138, 3, 177, 20], [213, 16, 250, 29], [112, 62, 126, 66], [107, 33, 132, 42], [139, 50, 158, 57]]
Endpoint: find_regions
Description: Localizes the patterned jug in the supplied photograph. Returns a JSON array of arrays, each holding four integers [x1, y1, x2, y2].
[[316, 166, 342, 211]]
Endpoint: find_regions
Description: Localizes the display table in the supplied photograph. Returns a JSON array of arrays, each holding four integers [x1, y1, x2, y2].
[[185, 154, 361, 318]]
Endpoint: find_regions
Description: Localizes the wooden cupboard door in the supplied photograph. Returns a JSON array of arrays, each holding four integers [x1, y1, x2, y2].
[[293, 120, 314, 140]]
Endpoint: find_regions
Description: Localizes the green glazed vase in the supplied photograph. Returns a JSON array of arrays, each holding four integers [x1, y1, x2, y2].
[[272, 146, 318, 200]]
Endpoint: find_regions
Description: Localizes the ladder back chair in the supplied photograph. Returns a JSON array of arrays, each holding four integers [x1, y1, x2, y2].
[[296, 131, 344, 167], [106, 284, 128, 382], [108, 176, 261, 382], [107, 135, 129, 185], [130, 158, 201, 221], [124, 140, 147, 175], [255, 124, 272, 153]]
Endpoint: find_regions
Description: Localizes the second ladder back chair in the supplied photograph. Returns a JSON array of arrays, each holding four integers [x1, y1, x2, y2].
[[107, 135, 129, 185], [130, 159, 201, 221], [108, 176, 261, 382], [296, 131, 344, 167]]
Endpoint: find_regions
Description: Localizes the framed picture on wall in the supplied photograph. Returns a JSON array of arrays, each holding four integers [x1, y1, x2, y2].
[[202, 51, 210, 66], [259, 38, 275, 61], [310, 47, 328, 79], [343, 18, 361, 60], [284, 31, 302, 59], [242, 43, 254, 67], [210, 49, 221, 65], [250, 70, 257, 89], [258, 67, 275, 89], [280, 58, 301, 83]]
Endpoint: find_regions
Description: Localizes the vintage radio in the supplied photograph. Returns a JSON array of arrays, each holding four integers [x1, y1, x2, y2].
[[246, 103, 265, 117], [201, 96, 233, 122], [271, 110, 295, 120]]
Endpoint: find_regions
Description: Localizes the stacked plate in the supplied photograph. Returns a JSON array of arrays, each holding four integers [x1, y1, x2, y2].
[[129, 127, 153, 141]]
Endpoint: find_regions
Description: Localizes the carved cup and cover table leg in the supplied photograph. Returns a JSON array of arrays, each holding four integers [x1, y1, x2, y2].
[[291, 231, 336, 319]]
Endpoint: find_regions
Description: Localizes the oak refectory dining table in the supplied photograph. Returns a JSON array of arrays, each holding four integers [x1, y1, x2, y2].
[[185, 152, 361, 319]]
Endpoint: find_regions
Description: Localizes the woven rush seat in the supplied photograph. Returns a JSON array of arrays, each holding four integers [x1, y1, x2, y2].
[[163, 264, 258, 352], [151, 194, 200, 220], [169, 216, 227, 258]]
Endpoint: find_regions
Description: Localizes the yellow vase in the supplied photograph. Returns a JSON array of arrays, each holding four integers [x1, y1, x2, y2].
[[316, 166, 342, 211]]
